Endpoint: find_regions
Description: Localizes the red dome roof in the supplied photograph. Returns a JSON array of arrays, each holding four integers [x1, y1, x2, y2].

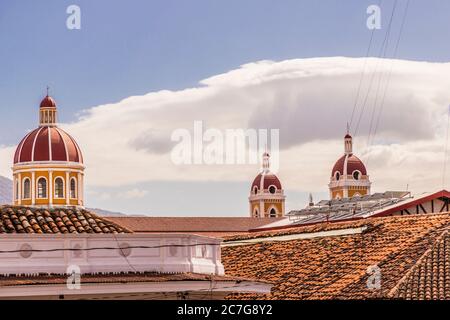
[[251, 172, 282, 191], [332, 154, 367, 176], [14, 126, 83, 164], [40, 95, 56, 109]]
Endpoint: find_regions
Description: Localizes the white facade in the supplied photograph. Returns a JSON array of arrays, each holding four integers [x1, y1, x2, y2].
[[0, 233, 224, 276]]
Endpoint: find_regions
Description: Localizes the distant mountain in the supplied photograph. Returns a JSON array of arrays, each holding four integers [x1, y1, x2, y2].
[[87, 208, 127, 217], [0, 176, 13, 205], [0, 175, 127, 216]]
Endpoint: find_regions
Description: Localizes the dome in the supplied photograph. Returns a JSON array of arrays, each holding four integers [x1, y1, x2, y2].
[[40, 95, 56, 109], [332, 154, 367, 176], [14, 126, 83, 164], [251, 172, 282, 191]]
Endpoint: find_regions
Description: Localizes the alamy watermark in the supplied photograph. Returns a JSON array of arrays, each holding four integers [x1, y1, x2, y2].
[[366, 264, 381, 290], [170, 121, 280, 173], [66, 5, 81, 30], [66, 264, 81, 290], [366, 4, 381, 30]]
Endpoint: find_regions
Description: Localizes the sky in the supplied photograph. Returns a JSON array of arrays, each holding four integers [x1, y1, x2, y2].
[[0, 0, 449, 216]]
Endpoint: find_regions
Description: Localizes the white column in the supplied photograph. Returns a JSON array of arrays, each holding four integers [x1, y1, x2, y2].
[[344, 187, 348, 198], [259, 200, 264, 218], [17, 173, 22, 205], [31, 171, 36, 206], [81, 173, 84, 205], [65, 172, 70, 205], [49, 171, 53, 206], [13, 176, 16, 204], [77, 172, 82, 206]]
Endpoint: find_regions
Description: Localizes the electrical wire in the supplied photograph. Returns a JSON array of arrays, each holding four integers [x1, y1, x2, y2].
[[348, 1, 378, 130], [442, 106, 450, 190], [354, 0, 398, 137], [0, 240, 259, 255], [368, 0, 410, 147]]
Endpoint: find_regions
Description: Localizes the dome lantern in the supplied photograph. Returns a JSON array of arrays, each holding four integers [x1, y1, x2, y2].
[[344, 133, 352, 155], [39, 89, 58, 126]]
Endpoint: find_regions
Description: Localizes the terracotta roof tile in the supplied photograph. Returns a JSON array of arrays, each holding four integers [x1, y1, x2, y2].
[[389, 229, 450, 299], [222, 213, 450, 300], [107, 217, 282, 235], [0, 206, 131, 234]]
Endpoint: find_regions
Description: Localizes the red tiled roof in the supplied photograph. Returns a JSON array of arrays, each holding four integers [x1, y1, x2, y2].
[[388, 230, 450, 299], [0, 206, 131, 234], [251, 173, 282, 191], [222, 212, 450, 300], [332, 154, 367, 176], [40, 95, 56, 109], [107, 217, 282, 236], [14, 126, 83, 164]]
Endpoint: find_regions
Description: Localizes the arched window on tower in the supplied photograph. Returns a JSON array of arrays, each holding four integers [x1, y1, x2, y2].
[[253, 208, 259, 218], [55, 177, 64, 198], [37, 178, 47, 198], [70, 178, 77, 199], [23, 178, 31, 199], [269, 208, 277, 217]]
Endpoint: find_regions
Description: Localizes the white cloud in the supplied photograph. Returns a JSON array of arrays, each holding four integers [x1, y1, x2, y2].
[[118, 188, 148, 199], [2, 57, 450, 197]]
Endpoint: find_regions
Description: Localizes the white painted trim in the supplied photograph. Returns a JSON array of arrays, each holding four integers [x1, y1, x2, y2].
[[16, 130, 34, 163], [223, 226, 368, 247], [0, 281, 271, 299], [267, 205, 278, 218], [267, 184, 277, 194], [252, 206, 260, 218], [17, 173, 22, 205], [22, 177, 31, 200], [31, 172, 36, 205], [352, 169, 362, 180], [49, 171, 53, 206], [13, 162, 85, 170], [0, 233, 225, 276], [71, 135, 84, 163], [36, 176, 48, 199], [54, 127, 70, 161], [53, 176, 65, 199], [69, 177, 77, 199], [48, 127, 53, 161], [30, 127, 44, 162]]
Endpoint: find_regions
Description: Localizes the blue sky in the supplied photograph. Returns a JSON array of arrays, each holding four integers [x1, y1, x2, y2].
[[0, 0, 449, 215]]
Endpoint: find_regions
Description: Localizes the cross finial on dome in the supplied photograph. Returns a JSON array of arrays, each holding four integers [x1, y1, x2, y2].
[[46, 86, 50, 97]]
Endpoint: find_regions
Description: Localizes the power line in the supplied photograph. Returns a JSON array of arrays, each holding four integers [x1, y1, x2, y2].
[[354, 0, 398, 137], [348, 5, 378, 130], [369, 0, 410, 149], [0, 240, 265, 255], [442, 106, 450, 190]]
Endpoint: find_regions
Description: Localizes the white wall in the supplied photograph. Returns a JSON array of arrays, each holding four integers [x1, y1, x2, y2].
[[0, 233, 224, 276]]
